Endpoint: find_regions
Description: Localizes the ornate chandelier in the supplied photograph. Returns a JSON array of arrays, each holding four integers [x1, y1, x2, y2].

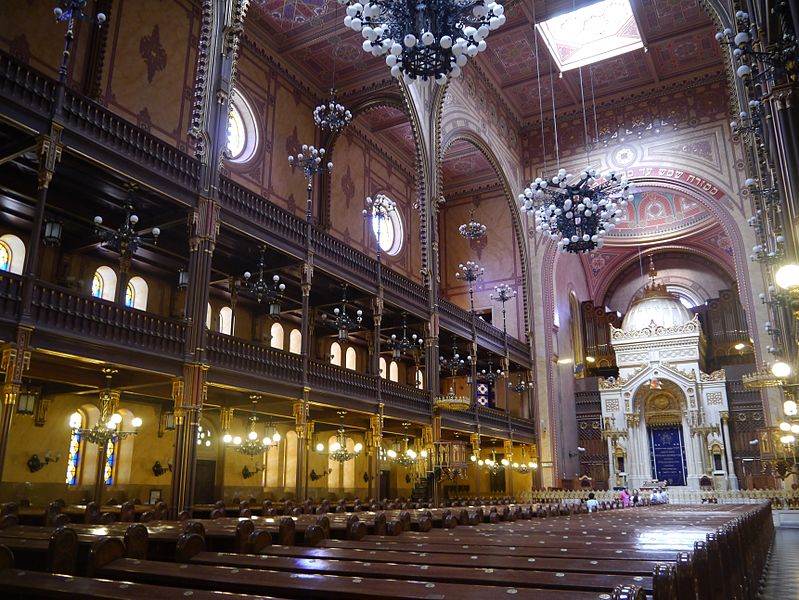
[[322, 284, 364, 343], [388, 313, 422, 359], [385, 422, 427, 467], [288, 144, 333, 223], [94, 186, 160, 260], [439, 337, 464, 375], [314, 90, 352, 132], [341, 0, 507, 83], [458, 210, 487, 240], [520, 167, 632, 254], [471, 448, 504, 474], [315, 411, 364, 463], [241, 247, 286, 317], [434, 386, 471, 411], [68, 368, 142, 446], [511, 447, 537, 474], [477, 357, 503, 385], [223, 402, 281, 458], [715, 10, 798, 88], [455, 260, 484, 311]]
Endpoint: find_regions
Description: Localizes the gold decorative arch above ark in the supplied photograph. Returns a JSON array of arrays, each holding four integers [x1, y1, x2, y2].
[[633, 378, 686, 427]]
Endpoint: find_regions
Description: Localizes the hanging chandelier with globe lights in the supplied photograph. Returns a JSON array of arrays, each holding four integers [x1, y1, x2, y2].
[[223, 402, 282, 458], [315, 411, 364, 463], [314, 90, 353, 132], [240, 246, 286, 317], [519, 167, 633, 254], [458, 210, 487, 240], [322, 284, 364, 343], [68, 368, 142, 446], [340, 0, 507, 83], [385, 422, 427, 467], [387, 312, 423, 359]]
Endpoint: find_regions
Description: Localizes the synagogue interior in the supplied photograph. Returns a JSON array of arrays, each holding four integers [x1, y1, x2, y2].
[[0, 0, 796, 598]]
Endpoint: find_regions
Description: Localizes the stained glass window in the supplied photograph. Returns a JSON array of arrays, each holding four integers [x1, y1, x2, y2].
[[0, 241, 10, 272], [65, 418, 81, 486], [476, 383, 489, 406], [104, 438, 116, 485], [125, 282, 135, 307], [92, 272, 103, 298]]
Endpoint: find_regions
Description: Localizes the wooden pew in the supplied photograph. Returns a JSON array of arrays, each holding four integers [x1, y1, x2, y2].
[[89, 533, 645, 600]]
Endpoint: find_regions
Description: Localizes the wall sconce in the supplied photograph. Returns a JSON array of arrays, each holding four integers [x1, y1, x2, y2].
[[362, 471, 372, 482], [310, 468, 332, 481], [43, 219, 63, 247], [242, 464, 264, 480], [27, 451, 60, 473], [152, 460, 172, 477]]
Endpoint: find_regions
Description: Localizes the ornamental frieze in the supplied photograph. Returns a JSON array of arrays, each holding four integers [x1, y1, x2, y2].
[[610, 314, 701, 340]]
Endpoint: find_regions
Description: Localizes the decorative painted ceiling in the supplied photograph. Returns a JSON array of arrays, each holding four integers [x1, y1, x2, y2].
[[442, 140, 498, 194], [247, 0, 723, 124]]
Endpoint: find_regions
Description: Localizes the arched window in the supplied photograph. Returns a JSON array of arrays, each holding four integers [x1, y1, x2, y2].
[[104, 438, 117, 486], [415, 368, 424, 389], [65, 412, 83, 486], [92, 266, 117, 301], [370, 199, 404, 256], [219, 306, 234, 336], [389, 360, 399, 382], [330, 342, 342, 366], [206, 302, 212, 329], [270, 322, 285, 350], [0, 234, 25, 274], [343, 437, 356, 490], [126, 276, 149, 310], [227, 90, 259, 164], [289, 329, 302, 354], [345, 347, 357, 371], [379, 357, 387, 379]]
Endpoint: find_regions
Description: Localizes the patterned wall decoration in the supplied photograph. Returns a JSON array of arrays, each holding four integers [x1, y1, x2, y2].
[[99, 0, 201, 151]]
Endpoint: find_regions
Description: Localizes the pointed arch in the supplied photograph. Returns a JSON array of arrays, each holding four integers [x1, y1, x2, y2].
[[440, 131, 531, 336]]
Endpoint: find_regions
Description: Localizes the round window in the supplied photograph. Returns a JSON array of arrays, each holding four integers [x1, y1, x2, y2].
[[226, 90, 258, 164], [371, 199, 404, 256]]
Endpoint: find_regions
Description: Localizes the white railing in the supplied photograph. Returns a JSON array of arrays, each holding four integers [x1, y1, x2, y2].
[[520, 488, 799, 507]]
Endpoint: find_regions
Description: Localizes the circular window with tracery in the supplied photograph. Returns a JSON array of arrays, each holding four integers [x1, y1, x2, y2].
[[227, 90, 259, 164], [371, 200, 404, 256]]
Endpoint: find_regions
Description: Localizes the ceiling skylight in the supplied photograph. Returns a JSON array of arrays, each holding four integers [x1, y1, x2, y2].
[[536, 0, 643, 71]]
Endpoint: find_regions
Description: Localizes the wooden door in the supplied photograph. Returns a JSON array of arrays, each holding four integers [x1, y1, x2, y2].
[[194, 459, 216, 504]]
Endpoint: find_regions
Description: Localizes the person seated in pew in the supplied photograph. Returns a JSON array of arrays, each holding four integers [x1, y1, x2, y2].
[[586, 493, 598, 513], [632, 489, 640, 506]]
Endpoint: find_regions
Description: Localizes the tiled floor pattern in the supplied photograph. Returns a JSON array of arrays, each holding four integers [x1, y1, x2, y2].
[[758, 527, 799, 599]]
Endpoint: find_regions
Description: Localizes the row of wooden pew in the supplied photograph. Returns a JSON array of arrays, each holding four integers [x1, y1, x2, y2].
[[0, 498, 774, 599]]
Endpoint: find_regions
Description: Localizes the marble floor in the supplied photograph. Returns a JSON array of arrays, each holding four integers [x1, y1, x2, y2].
[[759, 527, 799, 599]]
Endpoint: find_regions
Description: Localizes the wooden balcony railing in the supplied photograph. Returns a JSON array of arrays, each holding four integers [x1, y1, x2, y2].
[[311, 228, 376, 284], [0, 53, 55, 116], [0, 273, 22, 320], [30, 282, 186, 357], [206, 332, 303, 381], [62, 90, 201, 190], [381, 379, 431, 413], [474, 404, 511, 430], [218, 177, 306, 251], [308, 360, 379, 400], [380, 268, 427, 313]]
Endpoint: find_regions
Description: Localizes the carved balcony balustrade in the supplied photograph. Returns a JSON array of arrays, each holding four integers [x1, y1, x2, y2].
[[0, 50, 532, 373]]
